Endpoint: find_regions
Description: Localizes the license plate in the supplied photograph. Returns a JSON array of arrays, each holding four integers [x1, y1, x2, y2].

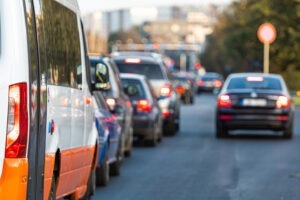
[[243, 99, 267, 107], [205, 81, 213, 87]]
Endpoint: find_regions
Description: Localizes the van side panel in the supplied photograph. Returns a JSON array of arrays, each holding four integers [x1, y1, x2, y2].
[[33, 0, 97, 199], [56, 146, 95, 198]]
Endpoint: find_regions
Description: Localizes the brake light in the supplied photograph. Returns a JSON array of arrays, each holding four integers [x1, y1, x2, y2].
[[218, 94, 232, 108], [160, 84, 172, 97], [246, 77, 264, 82], [197, 80, 204, 86], [6, 83, 28, 158], [276, 95, 290, 108], [162, 111, 171, 117], [137, 99, 152, 113], [175, 86, 185, 94], [220, 115, 233, 120], [125, 58, 141, 64], [213, 80, 222, 88], [106, 98, 117, 111]]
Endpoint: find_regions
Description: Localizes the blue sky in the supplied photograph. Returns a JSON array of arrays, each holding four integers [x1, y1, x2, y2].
[[78, 0, 233, 13]]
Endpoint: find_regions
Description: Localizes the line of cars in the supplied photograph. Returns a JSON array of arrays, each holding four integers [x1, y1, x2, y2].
[[90, 51, 184, 188], [0, 1, 191, 199]]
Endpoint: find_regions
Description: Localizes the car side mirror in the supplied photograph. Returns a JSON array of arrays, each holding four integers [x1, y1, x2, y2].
[[93, 63, 110, 91], [124, 85, 139, 97]]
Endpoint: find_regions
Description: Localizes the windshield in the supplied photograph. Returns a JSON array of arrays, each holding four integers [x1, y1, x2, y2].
[[227, 77, 282, 90], [115, 63, 164, 80]]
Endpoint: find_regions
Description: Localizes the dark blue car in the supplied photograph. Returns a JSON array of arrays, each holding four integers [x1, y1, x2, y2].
[[94, 91, 122, 186]]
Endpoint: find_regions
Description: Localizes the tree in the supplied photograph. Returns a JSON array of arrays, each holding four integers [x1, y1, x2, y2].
[[201, 0, 300, 89]]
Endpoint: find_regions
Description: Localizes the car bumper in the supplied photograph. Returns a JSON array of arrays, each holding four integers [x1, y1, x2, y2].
[[133, 114, 155, 139], [217, 108, 293, 130]]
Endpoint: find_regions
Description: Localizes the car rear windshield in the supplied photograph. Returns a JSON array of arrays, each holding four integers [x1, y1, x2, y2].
[[115, 63, 164, 80], [201, 73, 222, 81], [227, 77, 282, 90], [121, 78, 146, 99]]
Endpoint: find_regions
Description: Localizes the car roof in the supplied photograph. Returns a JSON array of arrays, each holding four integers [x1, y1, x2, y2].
[[228, 73, 282, 79], [89, 56, 109, 62], [111, 51, 162, 58], [112, 55, 160, 65], [120, 73, 146, 81]]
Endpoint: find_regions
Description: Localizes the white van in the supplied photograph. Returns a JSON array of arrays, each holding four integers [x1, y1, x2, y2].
[[0, 0, 99, 199]]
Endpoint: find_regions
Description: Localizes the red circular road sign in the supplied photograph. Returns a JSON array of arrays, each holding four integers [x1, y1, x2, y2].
[[257, 23, 277, 44]]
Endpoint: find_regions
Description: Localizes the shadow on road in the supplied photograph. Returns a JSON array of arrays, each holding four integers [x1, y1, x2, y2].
[[223, 131, 288, 141]]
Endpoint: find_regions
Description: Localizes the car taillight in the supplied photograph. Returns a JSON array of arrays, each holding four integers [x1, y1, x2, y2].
[[276, 95, 290, 108], [162, 111, 171, 117], [6, 83, 28, 158], [160, 84, 172, 97], [175, 86, 185, 94], [197, 80, 204, 86], [137, 99, 152, 113], [218, 94, 232, 108], [106, 98, 117, 111], [213, 80, 222, 88]]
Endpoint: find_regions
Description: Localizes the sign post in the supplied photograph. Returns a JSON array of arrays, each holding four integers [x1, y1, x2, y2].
[[257, 23, 276, 74]]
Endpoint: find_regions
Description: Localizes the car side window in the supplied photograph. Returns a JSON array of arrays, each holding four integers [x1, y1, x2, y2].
[[110, 60, 124, 92], [40, 0, 82, 89]]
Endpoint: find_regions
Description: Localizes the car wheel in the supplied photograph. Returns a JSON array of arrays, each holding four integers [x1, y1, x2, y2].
[[96, 151, 109, 187], [124, 127, 133, 157], [110, 146, 122, 176], [283, 123, 293, 139], [190, 96, 194, 104], [146, 130, 157, 147], [164, 121, 176, 136], [216, 121, 228, 138]]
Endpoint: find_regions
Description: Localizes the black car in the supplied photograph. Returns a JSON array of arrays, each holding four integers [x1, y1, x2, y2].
[[112, 55, 180, 135], [171, 73, 195, 104], [197, 72, 224, 93], [121, 73, 163, 146], [216, 73, 294, 138], [90, 57, 134, 156]]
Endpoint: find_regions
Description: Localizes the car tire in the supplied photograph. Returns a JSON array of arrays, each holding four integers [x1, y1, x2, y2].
[[124, 127, 133, 157], [283, 124, 293, 139], [190, 96, 194, 104], [110, 146, 121, 176], [164, 121, 176, 136], [216, 121, 228, 138], [96, 151, 109, 187], [146, 131, 157, 147]]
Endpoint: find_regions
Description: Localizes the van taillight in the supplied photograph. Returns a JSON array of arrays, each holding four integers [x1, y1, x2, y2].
[[6, 83, 28, 158], [218, 94, 232, 108], [160, 84, 172, 97], [276, 95, 290, 109], [137, 99, 152, 113]]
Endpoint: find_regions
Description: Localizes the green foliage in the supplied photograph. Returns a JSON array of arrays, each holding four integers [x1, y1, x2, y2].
[[201, 0, 300, 90]]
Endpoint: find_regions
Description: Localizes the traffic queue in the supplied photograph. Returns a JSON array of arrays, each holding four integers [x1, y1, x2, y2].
[[0, 1, 194, 199], [0, 1, 294, 199]]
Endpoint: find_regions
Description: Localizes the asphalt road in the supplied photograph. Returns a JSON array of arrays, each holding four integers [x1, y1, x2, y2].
[[93, 94, 300, 200]]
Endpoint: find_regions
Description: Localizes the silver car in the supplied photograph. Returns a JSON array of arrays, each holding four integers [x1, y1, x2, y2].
[[113, 55, 181, 135]]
